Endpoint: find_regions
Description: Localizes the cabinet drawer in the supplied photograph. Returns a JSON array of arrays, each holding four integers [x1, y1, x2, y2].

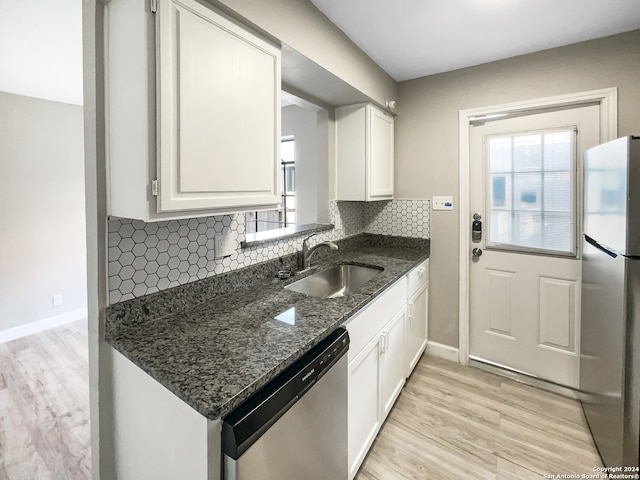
[[343, 277, 407, 362], [407, 259, 429, 299]]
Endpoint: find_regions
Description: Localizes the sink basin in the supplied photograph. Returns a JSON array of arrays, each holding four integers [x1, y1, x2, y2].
[[285, 264, 383, 299]]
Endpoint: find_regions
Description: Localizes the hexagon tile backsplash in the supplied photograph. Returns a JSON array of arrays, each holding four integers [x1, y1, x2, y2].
[[108, 199, 430, 303]]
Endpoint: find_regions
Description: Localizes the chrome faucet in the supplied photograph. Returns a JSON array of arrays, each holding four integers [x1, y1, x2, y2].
[[302, 234, 338, 269]]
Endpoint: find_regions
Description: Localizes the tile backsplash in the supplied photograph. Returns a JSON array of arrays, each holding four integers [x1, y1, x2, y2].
[[364, 199, 430, 238], [108, 199, 430, 303]]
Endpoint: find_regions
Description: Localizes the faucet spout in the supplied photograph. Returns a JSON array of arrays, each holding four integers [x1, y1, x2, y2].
[[302, 234, 338, 269]]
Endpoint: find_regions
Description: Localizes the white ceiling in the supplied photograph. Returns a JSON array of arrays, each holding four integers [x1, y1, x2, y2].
[[0, 0, 83, 105], [310, 0, 640, 81], [2, 0, 637, 105]]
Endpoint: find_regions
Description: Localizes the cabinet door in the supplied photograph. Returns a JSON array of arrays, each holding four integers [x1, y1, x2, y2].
[[348, 336, 381, 480], [380, 306, 406, 420], [367, 106, 394, 200], [406, 282, 429, 376], [157, 0, 280, 213]]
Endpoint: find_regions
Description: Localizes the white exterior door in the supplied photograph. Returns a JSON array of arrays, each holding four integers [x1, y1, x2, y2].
[[469, 105, 599, 388]]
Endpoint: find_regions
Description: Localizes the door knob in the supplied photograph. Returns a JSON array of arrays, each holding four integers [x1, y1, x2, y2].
[[472, 248, 483, 257]]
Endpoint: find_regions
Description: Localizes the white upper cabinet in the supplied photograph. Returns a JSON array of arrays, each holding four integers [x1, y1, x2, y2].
[[106, 0, 281, 221], [336, 103, 394, 201]]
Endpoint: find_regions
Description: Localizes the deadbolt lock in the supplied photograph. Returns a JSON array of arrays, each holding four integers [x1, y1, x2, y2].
[[472, 213, 482, 242]]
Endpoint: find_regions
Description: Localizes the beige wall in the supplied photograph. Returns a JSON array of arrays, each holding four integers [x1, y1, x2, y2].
[[395, 30, 640, 347], [0, 92, 87, 334]]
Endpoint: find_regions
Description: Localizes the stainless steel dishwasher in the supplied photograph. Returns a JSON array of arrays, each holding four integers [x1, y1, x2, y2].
[[222, 328, 349, 480]]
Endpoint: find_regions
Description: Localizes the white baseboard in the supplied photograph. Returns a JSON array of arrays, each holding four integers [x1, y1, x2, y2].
[[426, 341, 460, 363], [0, 308, 87, 344]]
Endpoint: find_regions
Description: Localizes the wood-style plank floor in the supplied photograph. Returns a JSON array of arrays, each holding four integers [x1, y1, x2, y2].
[[0, 320, 91, 480], [356, 355, 602, 480], [0, 321, 601, 480]]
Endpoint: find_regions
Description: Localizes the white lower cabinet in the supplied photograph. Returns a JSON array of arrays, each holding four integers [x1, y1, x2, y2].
[[110, 347, 221, 480], [405, 259, 430, 377], [347, 335, 382, 478], [344, 259, 430, 479], [406, 284, 428, 374], [381, 307, 407, 419], [343, 277, 407, 479]]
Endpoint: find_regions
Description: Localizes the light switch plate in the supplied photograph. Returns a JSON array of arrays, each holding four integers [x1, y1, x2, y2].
[[432, 196, 454, 211], [214, 233, 234, 259]]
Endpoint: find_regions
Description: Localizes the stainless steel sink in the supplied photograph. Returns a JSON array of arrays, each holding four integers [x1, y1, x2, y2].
[[285, 264, 383, 299]]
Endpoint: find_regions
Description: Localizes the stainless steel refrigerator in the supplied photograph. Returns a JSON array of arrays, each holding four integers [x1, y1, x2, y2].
[[581, 135, 640, 468]]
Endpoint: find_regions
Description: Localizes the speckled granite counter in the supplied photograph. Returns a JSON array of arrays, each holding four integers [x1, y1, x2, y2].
[[105, 233, 430, 420]]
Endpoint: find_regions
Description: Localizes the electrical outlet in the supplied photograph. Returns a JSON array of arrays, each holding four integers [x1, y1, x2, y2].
[[432, 195, 454, 211], [52, 294, 63, 307], [214, 233, 234, 259]]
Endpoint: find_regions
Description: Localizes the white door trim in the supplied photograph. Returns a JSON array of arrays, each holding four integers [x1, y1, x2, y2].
[[458, 87, 618, 364]]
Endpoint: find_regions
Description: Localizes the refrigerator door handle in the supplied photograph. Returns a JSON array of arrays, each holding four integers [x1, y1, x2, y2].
[[584, 234, 618, 258]]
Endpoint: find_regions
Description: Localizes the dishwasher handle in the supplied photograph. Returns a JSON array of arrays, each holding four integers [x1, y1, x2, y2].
[[222, 328, 349, 459]]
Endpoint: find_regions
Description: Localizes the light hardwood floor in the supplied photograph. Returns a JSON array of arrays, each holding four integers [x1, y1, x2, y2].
[[356, 355, 602, 480], [0, 322, 601, 480], [0, 320, 91, 480]]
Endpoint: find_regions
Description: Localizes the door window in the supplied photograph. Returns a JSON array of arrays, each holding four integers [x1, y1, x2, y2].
[[486, 129, 577, 256]]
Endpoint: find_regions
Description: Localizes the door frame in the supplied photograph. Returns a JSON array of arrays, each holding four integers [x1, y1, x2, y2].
[[457, 88, 618, 364]]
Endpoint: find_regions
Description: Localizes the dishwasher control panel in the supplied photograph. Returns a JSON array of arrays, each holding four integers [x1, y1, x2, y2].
[[222, 328, 350, 460]]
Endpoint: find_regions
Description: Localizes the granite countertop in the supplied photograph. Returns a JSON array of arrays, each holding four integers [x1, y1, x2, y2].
[[105, 233, 430, 420]]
